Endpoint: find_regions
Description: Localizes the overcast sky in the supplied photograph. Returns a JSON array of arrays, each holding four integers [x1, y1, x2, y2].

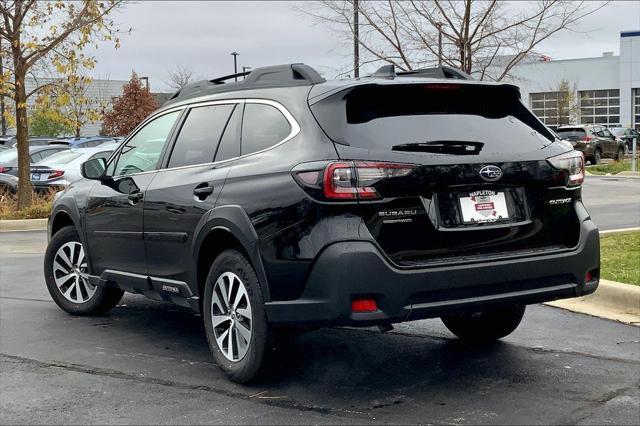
[[86, 1, 640, 92]]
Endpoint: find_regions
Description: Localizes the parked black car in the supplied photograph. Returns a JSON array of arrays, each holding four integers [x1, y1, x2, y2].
[[0, 145, 69, 176], [556, 125, 625, 164], [45, 64, 600, 383], [610, 127, 640, 154]]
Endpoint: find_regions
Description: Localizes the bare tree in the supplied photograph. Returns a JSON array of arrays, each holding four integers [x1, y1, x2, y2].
[[298, 0, 608, 80], [552, 78, 579, 126], [165, 65, 198, 91]]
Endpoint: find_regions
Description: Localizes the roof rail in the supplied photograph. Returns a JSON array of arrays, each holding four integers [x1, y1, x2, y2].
[[165, 63, 326, 105], [369, 64, 473, 80]]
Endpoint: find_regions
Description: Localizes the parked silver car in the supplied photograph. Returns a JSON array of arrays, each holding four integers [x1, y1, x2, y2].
[[30, 144, 119, 191]]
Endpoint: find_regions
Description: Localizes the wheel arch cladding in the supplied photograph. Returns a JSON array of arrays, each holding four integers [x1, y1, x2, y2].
[[51, 210, 75, 236], [193, 205, 271, 305]]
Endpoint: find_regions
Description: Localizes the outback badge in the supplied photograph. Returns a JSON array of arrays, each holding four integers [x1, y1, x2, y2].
[[479, 165, 503, 182]]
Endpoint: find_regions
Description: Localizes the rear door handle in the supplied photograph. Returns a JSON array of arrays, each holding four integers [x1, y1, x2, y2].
[[194, 185, 214, 200]]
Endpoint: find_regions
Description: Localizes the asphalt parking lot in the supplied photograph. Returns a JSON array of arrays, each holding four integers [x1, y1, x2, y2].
[[1, 176, 639, 424]]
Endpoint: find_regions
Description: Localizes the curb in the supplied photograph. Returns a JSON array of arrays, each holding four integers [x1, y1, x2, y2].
[[600, 227, 640, 234], [547, 280, 640, 326], [0, 218, 47, 232]]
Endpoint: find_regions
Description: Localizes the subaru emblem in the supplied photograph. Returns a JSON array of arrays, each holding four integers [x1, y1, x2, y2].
[[479, 165, 503, 182]]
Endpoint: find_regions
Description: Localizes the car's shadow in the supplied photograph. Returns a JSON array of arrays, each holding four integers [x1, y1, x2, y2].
[[105, 294, 543, 409]]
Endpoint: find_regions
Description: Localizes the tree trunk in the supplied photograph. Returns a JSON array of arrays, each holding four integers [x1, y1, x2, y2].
[[14, 69, 32, 210]]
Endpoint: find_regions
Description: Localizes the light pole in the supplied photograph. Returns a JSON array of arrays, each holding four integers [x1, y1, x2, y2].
[[436, 22, 443, 66], [353, 0, 360, 78], [231, 52, 239, 81], [242, 66, 252, 80]]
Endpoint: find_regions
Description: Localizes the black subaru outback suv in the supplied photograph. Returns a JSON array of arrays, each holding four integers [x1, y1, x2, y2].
[[45, 63, 599, 383]]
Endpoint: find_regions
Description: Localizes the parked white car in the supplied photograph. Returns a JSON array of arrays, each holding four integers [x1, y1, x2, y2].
[[30, 144, 119, 191]]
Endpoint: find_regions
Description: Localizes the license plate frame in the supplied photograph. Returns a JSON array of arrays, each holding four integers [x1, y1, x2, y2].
[[458, 190, 509, 224], [31, 173, 40, 181]]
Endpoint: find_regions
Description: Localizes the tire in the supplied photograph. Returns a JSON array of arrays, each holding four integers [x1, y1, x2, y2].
[[616, 147, 625, 162], [44, 226, 124, 315], [441, 305, 526, 343], [592, 149, 602, 165], [203, 249, 268, 384]]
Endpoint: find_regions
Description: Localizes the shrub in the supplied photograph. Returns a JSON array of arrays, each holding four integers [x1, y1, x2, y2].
[[0, 189, 56, 220]]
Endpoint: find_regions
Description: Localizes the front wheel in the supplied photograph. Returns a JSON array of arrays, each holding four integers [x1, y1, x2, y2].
[[203, 249, 269, 383], [441, 305, 526, 343], [616, 147, 625, 162], [44, 226, 124, 315]]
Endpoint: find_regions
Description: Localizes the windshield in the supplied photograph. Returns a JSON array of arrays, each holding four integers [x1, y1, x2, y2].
[[34, 150, 82, 165], [609, 128, 624, 136], [0, 149, 18, 163]]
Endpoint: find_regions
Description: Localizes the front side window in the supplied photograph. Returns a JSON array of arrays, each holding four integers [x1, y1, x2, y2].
[[241, 103, 291, 156], [111, 111, 180, 176], [168, 104, 234, 168]]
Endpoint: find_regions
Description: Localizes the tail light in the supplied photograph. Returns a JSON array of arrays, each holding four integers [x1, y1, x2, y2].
[[582, 135, 592, 142], [47, 170, 64, 179], [295, 161, 415, 201], [0, 166, 12, 173], [547, 150, 584, 187]]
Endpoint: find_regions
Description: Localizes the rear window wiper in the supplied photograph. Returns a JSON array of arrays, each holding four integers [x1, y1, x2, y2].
[[392, 141, 484, 155]]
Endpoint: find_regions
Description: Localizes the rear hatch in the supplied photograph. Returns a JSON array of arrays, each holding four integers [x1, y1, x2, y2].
[[556, 127, 590, 152], [308, 82, 582, 266]]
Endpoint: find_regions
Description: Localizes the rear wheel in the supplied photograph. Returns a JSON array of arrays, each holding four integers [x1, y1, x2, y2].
[[592, 149, 602, 165], [44, 226, 124, 315], [203, 249, 269, 383], [441, 305, 526, 343]]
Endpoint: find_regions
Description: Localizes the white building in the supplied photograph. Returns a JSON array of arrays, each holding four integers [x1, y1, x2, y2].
[[506, 31, 640, 130]]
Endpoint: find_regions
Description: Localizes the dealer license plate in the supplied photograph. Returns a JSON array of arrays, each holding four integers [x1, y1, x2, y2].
[[31, 173, 41, 181], [459, 190, 509, 223]]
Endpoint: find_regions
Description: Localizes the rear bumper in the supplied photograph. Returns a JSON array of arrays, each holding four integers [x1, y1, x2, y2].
[[265, 218, 600, 327]]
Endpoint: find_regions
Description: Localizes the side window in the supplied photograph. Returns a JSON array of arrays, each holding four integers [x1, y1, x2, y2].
[[214, 104, 242, 162], [601, 128, 614, 138], [241, 103, 291, 155], [111, 111, 180, 176], [168, 104, 234, 168]]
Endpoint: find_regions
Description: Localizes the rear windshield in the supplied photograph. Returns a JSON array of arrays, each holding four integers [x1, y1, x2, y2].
[[34, 150, 82, 165], [310, 84, 554, 153], [556, 128, 587, 140], [0, 149, 18, 163]]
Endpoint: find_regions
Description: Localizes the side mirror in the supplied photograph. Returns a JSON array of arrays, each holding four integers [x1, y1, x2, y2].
[[81, 157, 107, 180]]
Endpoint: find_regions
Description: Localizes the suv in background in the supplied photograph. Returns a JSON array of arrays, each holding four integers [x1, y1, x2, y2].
[[557, 125, 625, 164], [610, 127, 640, 154], [45, 64, 599, 383]]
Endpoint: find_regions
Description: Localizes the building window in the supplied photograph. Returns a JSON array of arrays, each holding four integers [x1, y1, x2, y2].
[[579, 89, 620, 127], [634, 88, 640, 131], [530, 92, 570, 126]]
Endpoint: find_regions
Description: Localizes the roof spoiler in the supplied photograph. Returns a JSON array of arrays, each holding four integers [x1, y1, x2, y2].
[[369, 64, 473, 80]]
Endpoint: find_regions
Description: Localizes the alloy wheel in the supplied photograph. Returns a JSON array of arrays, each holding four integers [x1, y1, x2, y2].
[[211, 272, 253, 362], [53, 241, 96, 303]]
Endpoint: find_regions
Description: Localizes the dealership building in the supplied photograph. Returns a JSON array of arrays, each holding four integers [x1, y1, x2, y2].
[[506, 30, 640, 130]]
